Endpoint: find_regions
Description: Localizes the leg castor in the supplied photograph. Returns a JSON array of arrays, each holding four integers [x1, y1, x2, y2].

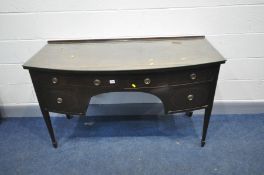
[[52, 141, 58, 148], [66, 114, 73, 120], [201, 140, 206, 147], [185, 111, 193, 117]]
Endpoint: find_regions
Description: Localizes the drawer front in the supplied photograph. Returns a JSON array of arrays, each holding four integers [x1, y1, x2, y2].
[[30, 72, 85, 87], [168, 68, 216, 85], [124, 69, 217, 88], [30, 71, 126, 88], [30, 66, 217, 89], [168, 83, 211, 111], [37, 87, 87, 114], [124, 68, 216, 89]]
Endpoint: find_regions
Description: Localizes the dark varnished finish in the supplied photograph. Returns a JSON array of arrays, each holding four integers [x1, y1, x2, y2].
[[201, 65, 220, 147], [66, 114, 73, 119], [40, 108, 58, 148], [185, 111, 193, 117], [23, 37, 225, 148], [29, 65, 219, 116], [28, 64, 221, 148], [30, 66, 216, 88], [0, 109, 2, 124]]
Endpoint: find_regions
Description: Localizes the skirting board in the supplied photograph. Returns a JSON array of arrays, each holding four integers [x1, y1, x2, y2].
[[1, 101, 264, 118]]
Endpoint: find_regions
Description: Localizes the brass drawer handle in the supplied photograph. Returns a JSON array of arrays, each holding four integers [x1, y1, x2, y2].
[[93, 79, 101, 86], [187, 94, 194, 101], [57, 97, 63, 104], [190, 73, 197, 80], [52, 77, 58, 84], [144, 78, 151, 85]]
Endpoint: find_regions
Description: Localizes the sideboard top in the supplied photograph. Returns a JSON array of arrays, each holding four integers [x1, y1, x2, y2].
[[23, 36, 225, 72]]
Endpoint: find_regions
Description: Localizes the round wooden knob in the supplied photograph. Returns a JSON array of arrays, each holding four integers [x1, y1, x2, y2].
[[93, 79, 101, 86], [57, 97, 63, 104], [52, 77, 58, 84], [144, 78, 151, 85], [187, 94, 194, 101], [190, 73, 197, 80]]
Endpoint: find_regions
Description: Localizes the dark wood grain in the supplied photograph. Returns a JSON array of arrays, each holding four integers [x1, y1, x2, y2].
[[24, 37, 225, 148], [29, 65, 218, 115]]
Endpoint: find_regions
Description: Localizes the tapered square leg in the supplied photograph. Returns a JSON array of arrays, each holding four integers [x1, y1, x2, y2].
[[40, 108, 58, 148], [185, 111, 193, 117], [201, 106, 213, 147], [66, 114, 73, 120]]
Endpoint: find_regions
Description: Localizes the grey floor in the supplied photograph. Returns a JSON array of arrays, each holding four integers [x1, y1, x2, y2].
[[0, 104, 264, 175]]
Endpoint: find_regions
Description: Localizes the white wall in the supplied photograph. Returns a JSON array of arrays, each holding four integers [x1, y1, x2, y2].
[[0, 0, 264, 115]]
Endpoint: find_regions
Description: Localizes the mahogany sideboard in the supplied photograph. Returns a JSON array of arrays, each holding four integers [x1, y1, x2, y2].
[[23, 36, 225, 148]]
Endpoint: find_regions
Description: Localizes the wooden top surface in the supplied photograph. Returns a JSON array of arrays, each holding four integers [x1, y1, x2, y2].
[[23, 36, 225, 71]]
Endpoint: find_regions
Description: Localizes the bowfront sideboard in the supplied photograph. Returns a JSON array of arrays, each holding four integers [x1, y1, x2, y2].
[[23, 36, 225, 148]]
